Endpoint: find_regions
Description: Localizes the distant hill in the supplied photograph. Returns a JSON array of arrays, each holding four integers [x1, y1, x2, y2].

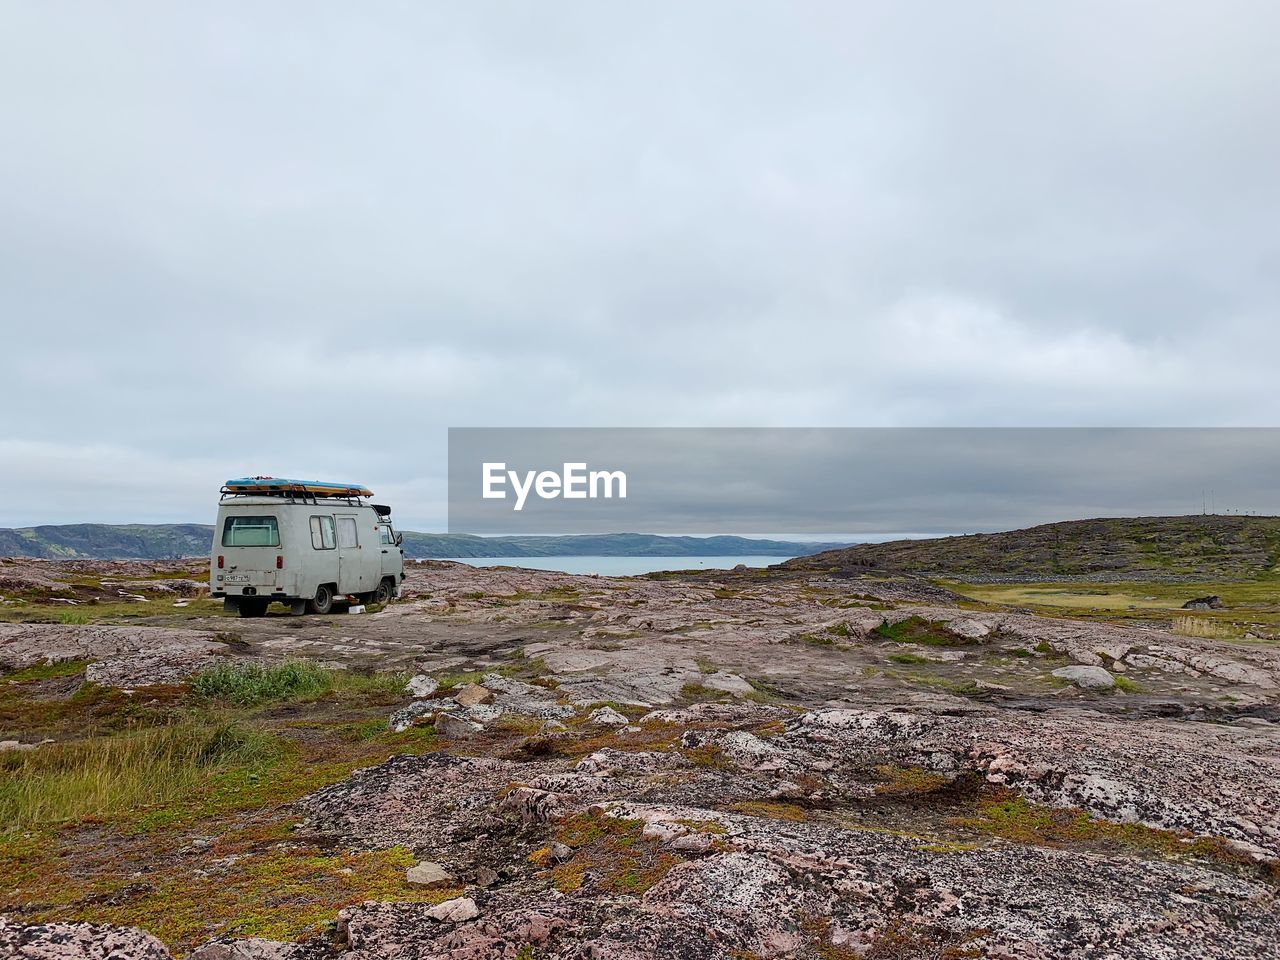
[[785, 515, 1280, 580], [398, 532, 848, 559], [0, 524, 848, 560], [0, 524, 216, 560]]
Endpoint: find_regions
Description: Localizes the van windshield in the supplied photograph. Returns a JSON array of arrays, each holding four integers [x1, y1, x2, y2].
[[222, 516, 280, 547]]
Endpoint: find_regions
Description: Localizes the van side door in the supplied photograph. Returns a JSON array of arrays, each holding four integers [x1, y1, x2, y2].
[[307, 514, 339, 598], [335, 514, 366, 594]]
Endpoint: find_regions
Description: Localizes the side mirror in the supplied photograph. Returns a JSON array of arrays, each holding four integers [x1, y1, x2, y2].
[[395, 532, 403, 546]]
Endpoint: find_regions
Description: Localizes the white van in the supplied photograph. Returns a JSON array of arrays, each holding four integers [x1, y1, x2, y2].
[[209, 478, 405, 617]]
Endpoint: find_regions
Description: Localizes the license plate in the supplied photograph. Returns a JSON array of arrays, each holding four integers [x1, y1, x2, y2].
[[224, 574, 250, 583]]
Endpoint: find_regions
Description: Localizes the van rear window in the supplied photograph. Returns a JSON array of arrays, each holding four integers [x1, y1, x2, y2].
[[222, 516, 280, 547]]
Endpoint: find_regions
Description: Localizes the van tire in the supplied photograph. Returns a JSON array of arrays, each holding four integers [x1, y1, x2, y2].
[[308, 584, 335, 615], [373, 579, 393, 605]]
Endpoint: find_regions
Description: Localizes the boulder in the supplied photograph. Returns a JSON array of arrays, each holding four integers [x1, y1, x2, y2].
[[498, 786, 566, 824], [481, 673, 542, 696], [388, 699, 435, 733], [587, 705, 629, 727], [1183, 595, 1224, 610], [464, 703, 505, 724], [435, 712, 484, 737], [405, 674, 439, 697], [453, 683, 495, 708], [1051, 665, 1116, 690], [548, 841, 574, 862], [947, 616, 993, 639], [426, 896, 480, 923], [405, 860, 454, 887]]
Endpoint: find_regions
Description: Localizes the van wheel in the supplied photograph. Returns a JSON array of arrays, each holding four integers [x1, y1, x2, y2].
[[308, 584, 334, 615], [373, 579, 393, 605]]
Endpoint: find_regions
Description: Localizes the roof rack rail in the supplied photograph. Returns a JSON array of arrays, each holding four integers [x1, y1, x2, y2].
[[219, 487, 369, 505], [220, 477, 373, 505]]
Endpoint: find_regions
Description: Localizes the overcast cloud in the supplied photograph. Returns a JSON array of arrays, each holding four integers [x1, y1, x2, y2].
[[2, 2, 1278, 529], [448, 428, 1280, 535]]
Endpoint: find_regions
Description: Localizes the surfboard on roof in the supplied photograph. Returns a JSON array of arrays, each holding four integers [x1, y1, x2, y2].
[[223, 476, 374, 498]]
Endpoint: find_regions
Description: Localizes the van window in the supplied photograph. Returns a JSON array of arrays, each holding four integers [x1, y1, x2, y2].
[[222, 516, 279, 547], [336, 516, 358, 549], [310, 516, 336, 550], [379, 526, 395, 545]]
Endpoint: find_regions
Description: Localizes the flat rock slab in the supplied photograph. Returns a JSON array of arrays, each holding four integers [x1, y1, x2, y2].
[[700, 671, 755, 695], [540, 649, 617, 673], [0, 918, 173, 959], [0, 623, 230, 687], [298, 753, 519, 850]]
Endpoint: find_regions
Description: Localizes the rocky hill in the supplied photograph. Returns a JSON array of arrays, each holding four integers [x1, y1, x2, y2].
[[786, 515, 1280, 580], [0, 525, 846, 560], [0, 524, 215, 560], [399, 532, 848, 559]]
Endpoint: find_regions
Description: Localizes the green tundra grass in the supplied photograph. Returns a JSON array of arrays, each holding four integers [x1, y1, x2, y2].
[[941, 576, 1280, 640]]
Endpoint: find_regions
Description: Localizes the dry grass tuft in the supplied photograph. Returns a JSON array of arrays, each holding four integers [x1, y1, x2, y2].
[[0, 721, 277, 828], [1171, 616, 1238, 639]]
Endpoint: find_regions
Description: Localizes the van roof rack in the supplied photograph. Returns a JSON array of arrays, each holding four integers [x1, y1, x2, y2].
[[221, 477, 374, 504]]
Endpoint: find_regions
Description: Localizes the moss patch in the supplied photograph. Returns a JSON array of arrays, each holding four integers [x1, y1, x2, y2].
[[863, 921, 987, 959], [7, 838, 459, 950], [727, 799, 811, 822], [1, 659, 91, 684], [956, 789, 1275, 883], [1112, 674, 1145, 694], [546, 810, 682, 896], [873, 764, 950, 797], [887, 653, 931, 665], [873, 617, 972, 647]]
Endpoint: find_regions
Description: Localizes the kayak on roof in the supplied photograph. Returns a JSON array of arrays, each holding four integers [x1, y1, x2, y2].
[[222, 476, 374, 498]]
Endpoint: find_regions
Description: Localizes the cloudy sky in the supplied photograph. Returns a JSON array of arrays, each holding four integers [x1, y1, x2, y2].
[[448, 428, 1280, 535], [2, 2, 1277, 530]]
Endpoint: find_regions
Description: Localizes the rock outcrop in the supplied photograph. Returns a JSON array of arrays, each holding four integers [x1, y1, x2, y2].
[[6, 559, 1280, 959]]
